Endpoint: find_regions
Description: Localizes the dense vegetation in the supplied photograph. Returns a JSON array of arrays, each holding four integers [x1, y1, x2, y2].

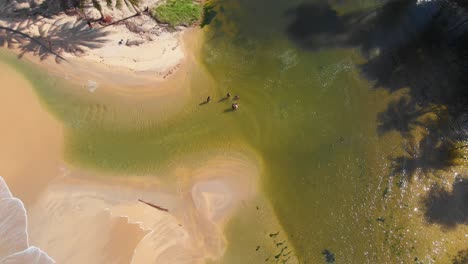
[[151, 0, 201, 27]]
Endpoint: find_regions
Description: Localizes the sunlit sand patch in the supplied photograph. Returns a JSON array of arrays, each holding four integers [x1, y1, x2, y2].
[[25, 152, 260, 264]]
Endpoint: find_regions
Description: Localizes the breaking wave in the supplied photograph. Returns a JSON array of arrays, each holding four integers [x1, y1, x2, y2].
[[0, 176, 55, 264]]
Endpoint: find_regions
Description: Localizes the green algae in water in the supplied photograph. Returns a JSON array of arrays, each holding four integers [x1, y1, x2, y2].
[[198, 0, 438, 262], [0, 49, 259, 174], [208, 196, 299, 264], [0, 8, 399, 263]]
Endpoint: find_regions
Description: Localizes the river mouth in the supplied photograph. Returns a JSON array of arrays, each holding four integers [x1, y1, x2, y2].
[[1, 0, 468, 263]]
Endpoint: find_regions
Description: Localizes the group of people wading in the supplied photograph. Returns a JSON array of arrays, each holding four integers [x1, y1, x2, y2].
[[205, 92, 240, 110]]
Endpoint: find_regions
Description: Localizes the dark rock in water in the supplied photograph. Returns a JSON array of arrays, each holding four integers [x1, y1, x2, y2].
[[256, 245, 260, 251], [276, 241, 285, 247], [274, 253, 281, 259], [269, 231, 279, 237], [322, 249, 335, 264]]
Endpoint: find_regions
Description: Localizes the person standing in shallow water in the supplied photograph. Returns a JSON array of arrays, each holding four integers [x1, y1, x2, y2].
[[227, 92, 231, 98], [206, 96, 211, 103]]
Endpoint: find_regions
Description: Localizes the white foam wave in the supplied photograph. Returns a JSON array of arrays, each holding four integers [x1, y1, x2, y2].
[[1, 247, 55, 264], [0, 176, 55, 264]]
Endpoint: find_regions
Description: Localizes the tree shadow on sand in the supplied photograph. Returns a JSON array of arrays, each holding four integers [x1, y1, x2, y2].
[[0, 0, 78, 19], [423, 177, 468, 229], [0, 18, 110, 62], [285, 0, 468, 179]]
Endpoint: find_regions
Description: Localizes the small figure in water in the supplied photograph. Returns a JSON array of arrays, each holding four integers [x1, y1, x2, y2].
[[227, 92, 231, 98], [322, 249, 336, 264], [234, 95, 240, 100], [232, 103, 239, 110], [118, 39, 124, 45], [206, 96, 211, 103]]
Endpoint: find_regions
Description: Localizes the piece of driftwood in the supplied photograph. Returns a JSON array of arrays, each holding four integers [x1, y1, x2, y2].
[[138, 199, 169, 212]]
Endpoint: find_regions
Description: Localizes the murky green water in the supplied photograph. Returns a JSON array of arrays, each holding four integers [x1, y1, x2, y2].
[[2, 0, 467, 263]]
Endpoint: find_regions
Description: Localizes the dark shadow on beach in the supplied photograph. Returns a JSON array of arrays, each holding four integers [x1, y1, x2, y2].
[[218, 97, 228, 102], [223, 108, 235, 113], [0, 19, 110, 62], [0, 0, 75, 19], [423, 177, 468, 229]]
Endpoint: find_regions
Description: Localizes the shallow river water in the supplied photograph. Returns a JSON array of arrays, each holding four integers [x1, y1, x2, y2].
[[1, 0, 467, 263]]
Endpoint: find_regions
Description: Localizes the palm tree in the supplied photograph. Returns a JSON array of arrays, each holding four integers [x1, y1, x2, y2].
[[114, 0, 140, 11], [78, 0, 141, 19]]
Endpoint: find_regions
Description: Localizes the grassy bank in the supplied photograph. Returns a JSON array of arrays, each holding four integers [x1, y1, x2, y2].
[[151, 0, 201, 27]]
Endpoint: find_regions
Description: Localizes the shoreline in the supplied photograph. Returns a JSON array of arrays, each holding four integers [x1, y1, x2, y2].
[[0, 60, 266, 264], [0, 25, 203, 88], [0, 22, 211, 131], [0, 4, 205, 88]]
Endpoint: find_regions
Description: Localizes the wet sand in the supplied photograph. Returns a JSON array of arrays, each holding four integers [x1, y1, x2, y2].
[[0, 62, 63, 205], [0, 61, 263, 263], [26, 153, 260, 264]]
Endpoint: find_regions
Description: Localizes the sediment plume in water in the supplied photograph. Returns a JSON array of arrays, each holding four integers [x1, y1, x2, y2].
[[0, 176, 55, 264]]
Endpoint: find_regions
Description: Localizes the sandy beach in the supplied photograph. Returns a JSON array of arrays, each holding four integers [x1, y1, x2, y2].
[[26, 154, 260, 264], [0, 0, 204, 86], [0, 60, 264, 263], [0, 2, 295, 263]]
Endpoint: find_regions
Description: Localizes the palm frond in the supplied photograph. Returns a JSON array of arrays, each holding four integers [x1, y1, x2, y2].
[[116, 0, 123, 9]]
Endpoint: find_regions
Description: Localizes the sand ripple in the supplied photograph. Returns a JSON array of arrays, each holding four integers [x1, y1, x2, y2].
[[24, 153, 260, 264]]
